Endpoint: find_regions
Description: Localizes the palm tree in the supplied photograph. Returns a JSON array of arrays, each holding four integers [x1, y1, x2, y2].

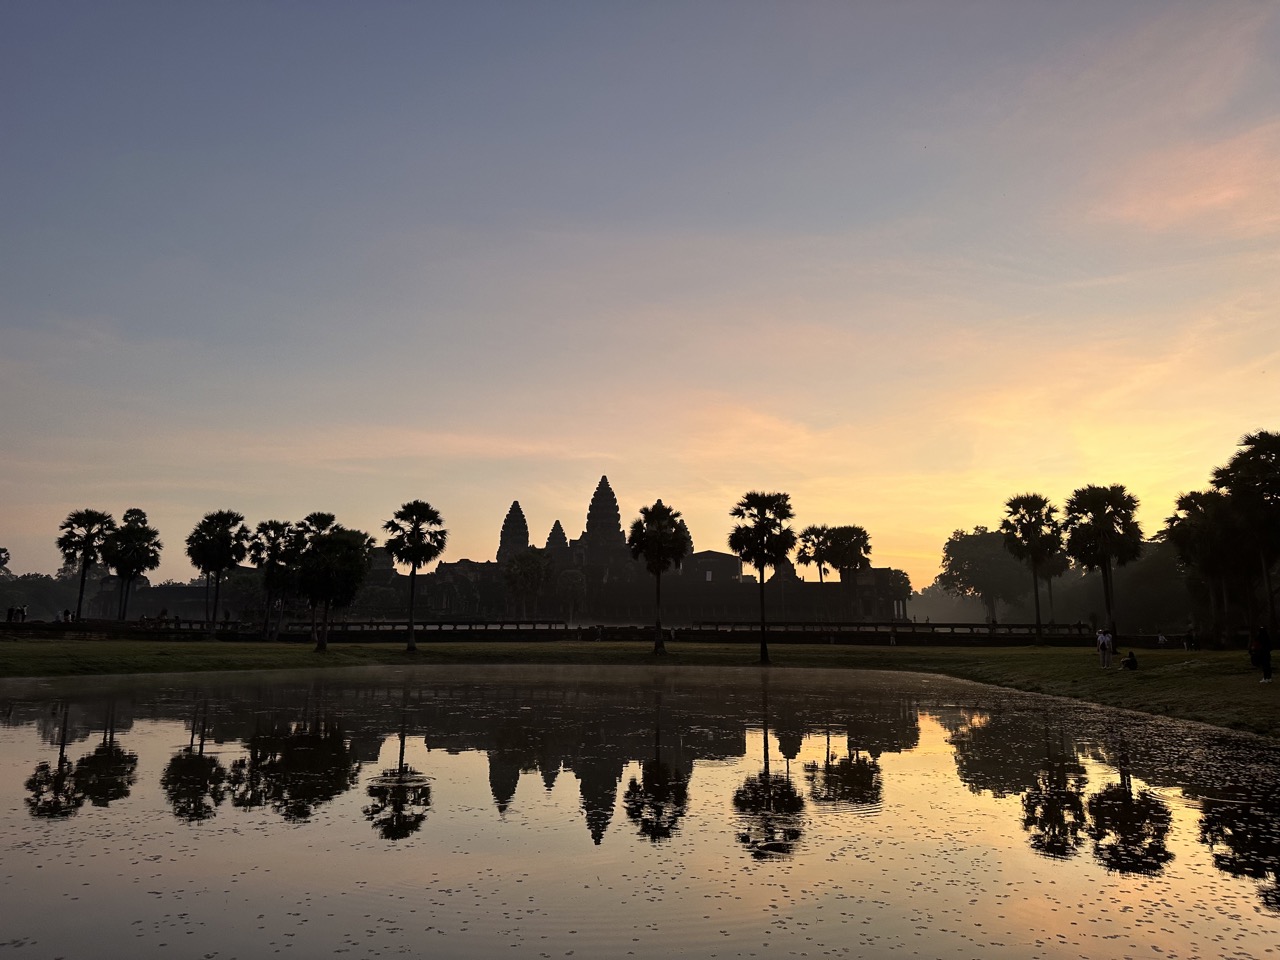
[[1063, 484, 1143, 633], [827, 525, 872, 580], [295, 513, 337, 643], [56, 509, 117, 620], [728, 492, 797, 665], [185, 511, 249, 636], [102, 508, 163, 620], [1000, 494, 1062, 644], [795, 525, 833, 583], [627, 499, 692, 655], [383, 500, 449, 653], [248, 520, 298, 640]]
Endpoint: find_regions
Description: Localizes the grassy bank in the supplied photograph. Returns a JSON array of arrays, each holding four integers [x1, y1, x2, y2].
[[0, 637, 1273, 738]]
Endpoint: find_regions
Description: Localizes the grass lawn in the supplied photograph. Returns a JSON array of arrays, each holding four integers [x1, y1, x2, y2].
[[0, 637, 1273, 738]]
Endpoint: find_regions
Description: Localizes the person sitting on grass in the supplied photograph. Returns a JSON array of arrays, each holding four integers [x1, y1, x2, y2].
[[1121, 650, 1138, 671]]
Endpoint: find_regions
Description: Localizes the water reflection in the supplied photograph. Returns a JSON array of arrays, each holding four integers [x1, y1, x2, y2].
[[4, 665, 1280, 957]]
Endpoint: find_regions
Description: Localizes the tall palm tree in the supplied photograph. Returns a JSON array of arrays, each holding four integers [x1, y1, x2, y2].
[[627, 499, 692, 655], [185, 511, 249, 636], [249, 520, 298, 641], [795, 525, 833, 583], [728, 492, 797, 665], [383, 500, 449, 653], [102, 508, 163, 620], [1000, 494, 1062, 644], [56, 509, 117, 620], [1063, 484, 1143, 634]]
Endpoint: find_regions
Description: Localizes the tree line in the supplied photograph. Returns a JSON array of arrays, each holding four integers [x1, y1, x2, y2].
[[935, 430, 1278, 641]]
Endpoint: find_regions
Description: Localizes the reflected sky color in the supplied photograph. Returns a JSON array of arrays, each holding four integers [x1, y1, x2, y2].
[[2, 665, 1279, 958], [1, 3, 1278, 588]]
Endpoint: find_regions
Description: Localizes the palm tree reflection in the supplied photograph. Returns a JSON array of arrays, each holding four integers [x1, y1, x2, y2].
[[161, 699, 227, 822], [25, 703, 86, 820], [622, 691, 689, 842], [1201, 795, 1280, 912], [804, 726, 882, 808], [75, 703, 138, 808], [1021, 730, 1087, 860], [733, 679, 804, 858], [1086, 758, 1173, 875], [363, 698, 431, 841]]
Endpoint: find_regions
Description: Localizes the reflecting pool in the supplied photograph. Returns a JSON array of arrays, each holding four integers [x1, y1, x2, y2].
[[3, 665, 1279, 959]]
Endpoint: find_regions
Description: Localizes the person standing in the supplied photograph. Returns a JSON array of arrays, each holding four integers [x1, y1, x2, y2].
[[1097, 629, 1109, 668], [1258, 626, 1272, 684]]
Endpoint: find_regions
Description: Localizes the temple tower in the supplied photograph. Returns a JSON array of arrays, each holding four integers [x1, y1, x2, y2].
[[497, 501, 531, 564]]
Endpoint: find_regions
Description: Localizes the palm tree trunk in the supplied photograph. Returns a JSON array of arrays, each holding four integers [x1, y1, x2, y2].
[[1045, 573, 1057, 622], [1030, 562, 1043, 644], [406, 566, 418, 653], [1101, 560, 1115, 634], [261, 587, 272, 640], [757, 566, 770, 665], [1261, 546, 1277, 631], [76, 557, 90, 620], [209, 572, 222, 639], [121, 575, 136, 620], [315, 600, 330, 653], [653, 571, 665, 655]]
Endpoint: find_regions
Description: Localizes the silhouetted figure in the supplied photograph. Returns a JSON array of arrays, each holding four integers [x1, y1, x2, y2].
[[1121, 650, 1137, 671]]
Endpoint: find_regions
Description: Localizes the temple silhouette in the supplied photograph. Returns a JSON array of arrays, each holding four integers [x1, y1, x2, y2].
[[425, 475, 909, 625]]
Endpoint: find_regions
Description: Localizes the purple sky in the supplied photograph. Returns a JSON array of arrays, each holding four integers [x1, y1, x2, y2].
[[2, 1, 1277, 588]]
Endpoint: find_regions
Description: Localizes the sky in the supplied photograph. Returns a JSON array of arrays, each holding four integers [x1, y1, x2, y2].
[[2, 1, 1277, 590]]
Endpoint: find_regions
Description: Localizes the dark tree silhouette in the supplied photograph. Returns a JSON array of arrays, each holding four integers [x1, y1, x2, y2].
[[185, 510, 249, 636], [56, 509, 116, 620], [804, 725, 882, 808], [102, 508, 163, 620], [936, 526, 1027, 622], [1211, 431, 1280, 630], [1001, 494, 1062, 643], [795, 524, 833, 583], [248, 519, 298, 641], [1164, 490, 1254, 641], [1064, 485, 1143, 633], [298, 525, 374, 652], [627, 499, 692, 654], [827, 525, 873, 581], [238, 717, 361, 822], [384, 500, 449, 652], [728, 492, 797, 665]]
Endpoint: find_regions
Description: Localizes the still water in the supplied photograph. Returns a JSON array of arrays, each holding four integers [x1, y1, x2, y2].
[[2, 664, 1279, 959]]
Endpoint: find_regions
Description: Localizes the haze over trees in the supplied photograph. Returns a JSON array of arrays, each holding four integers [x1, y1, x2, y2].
[[936, 527, 1027, 622], [728, 492, 797, 665]]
